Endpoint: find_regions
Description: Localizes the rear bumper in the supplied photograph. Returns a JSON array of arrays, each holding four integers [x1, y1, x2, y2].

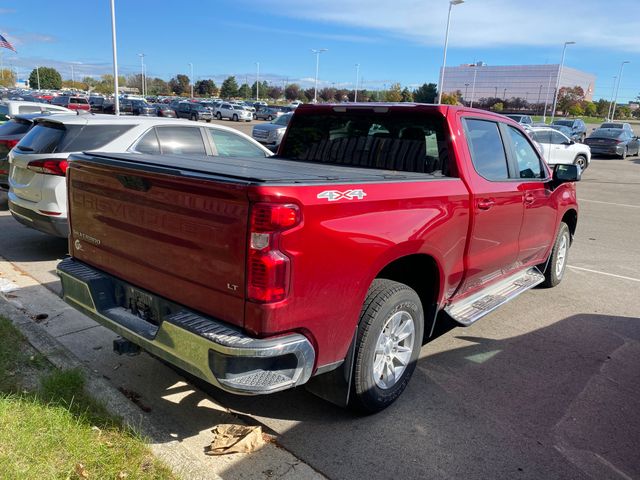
[[57, 257, 316, 395], [587, 145, 623, 156], [9, 200, 69, 237]]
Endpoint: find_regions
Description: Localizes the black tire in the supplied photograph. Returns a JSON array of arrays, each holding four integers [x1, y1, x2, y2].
[[216, 112, 222, 120], [233, 114, 238, 122], [349, 279, 424, 413], [540, 222, 570, 288], [191, 114, 197, 121], [267, 115, 273, 121], [206, 119, 211, 123], [574, 155, 587, 170]]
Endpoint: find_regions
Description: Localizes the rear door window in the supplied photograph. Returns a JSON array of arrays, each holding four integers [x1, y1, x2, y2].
[[155, 126, 206, 155], [207, 129, 267, 157], [462, 118, 509, 180], [549, 131, 567, 145]]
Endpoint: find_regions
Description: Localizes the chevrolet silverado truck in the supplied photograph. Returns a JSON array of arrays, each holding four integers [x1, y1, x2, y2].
[[57, 104, 580, 413]]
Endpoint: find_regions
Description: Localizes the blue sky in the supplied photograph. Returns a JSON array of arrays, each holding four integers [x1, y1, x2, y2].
[[1, 0, 639, 102]]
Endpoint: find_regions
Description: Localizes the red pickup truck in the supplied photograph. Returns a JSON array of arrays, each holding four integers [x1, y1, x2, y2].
[[58, 104, 580, 412]]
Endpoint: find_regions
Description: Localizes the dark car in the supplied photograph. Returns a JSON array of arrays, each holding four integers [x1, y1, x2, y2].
[[0, 113, 52, 194], [254, 106, 283, 121], [175, 102, 213, 122], [103, 100, 134, 115], [551, 118, 587, 142], [131, 99, 156, 116], [89, 96, 108, 113], [154, 104, 177, 118], [584, 128, 640, 159]]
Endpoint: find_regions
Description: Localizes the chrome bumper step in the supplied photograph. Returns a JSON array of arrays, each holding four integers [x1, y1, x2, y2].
[[445, 267, 544, 326]]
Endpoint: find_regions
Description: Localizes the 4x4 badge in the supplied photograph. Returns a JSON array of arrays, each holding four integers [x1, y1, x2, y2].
[[317, 189, 367, 202]]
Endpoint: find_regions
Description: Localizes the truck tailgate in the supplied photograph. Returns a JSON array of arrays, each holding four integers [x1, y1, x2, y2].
[[67, 155, 249, 328]]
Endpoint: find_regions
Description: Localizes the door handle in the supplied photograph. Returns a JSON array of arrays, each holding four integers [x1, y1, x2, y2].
[[477, 198, 495, 210], [524, 193, 535, 204]]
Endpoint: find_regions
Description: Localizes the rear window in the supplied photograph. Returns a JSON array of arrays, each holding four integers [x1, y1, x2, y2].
[[553, 120, 573, 127], [280, 110, 451, 175], [591, 129, 623, 139], [600, 123, 622, 129], [0, 118, 32, 136], [16, 122, 134, 154], [70, 98, 89, 105]]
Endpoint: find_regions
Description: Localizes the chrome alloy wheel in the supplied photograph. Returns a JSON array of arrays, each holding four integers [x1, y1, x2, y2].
[[372, 310, 415, 389], [555, 233, 568, 278]]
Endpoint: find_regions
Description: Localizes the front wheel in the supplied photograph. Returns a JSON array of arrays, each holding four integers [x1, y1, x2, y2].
[[621, 147, 628, 159], [540, 222, 570, 288], [267, 115, 273, 121], [574, 155, 587, 170], [216, 112, 222, 120], [232, 114, 238, 122], [350, 279, 424, 413]]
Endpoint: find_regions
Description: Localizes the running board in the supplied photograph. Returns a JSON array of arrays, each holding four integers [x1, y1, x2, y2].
[[445, 267, 545, 326]]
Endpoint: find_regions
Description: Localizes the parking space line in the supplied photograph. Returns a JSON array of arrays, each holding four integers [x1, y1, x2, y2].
[[579, 199, 640, 209], [568, 265, 640, 283]]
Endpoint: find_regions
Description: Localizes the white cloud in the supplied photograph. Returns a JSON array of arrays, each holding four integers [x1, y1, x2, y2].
[[252, 0, 640, 51]]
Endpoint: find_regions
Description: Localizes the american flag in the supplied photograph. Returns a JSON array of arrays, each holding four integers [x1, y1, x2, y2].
[[0, 34, 16, 53]]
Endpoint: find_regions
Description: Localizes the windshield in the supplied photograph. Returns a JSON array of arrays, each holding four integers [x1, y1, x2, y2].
[[553, 120, 573, 127], [590, 129, 623, 139], [273, 114, 292, 126], [600, 123, 623, 129]]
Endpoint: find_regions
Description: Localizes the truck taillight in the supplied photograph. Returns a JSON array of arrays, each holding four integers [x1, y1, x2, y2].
[[26, 158, 69, 176], [247, 203, 300, 303]]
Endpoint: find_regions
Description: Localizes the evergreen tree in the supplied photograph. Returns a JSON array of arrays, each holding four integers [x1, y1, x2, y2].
[[28, 67, 62, 90], [220, 76, 239, 98]]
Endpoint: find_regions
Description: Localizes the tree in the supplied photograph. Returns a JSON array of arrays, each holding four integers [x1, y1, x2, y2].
[[368, 90, 381, 102], [556, 86, 585, 115], [568, 104, 584, 117], [126, 74, 143, 92], [319, 87, 336, 102], [594, 98, 610, 117], [92, 74, 126, 94], [401, 87, 413, 102], [285, 83, 301, 101], [441, 91, 461, 105], [413, 83, 437, 103], [583, 101, 597, 117], [168, 74, 190, 96], [238, 83, 251, 99], [61, 80, 88, 90], [28, 67, 62, 89], [335, 89, 350, 102], [491, 102, 504, 112], [267, 86, 283, 101], [0, 69, 17, 87], [385, 83, 402, 102], [195, 79, 217, 97], [147, 77, 170, 96], [251, 80, 269, 99], [303, 88, 315, 102], [220, 76, 239, 99], [82, 76, 97, 88]]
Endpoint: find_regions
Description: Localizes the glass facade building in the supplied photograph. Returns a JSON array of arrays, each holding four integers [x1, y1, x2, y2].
[[441, 63, 596, 105]]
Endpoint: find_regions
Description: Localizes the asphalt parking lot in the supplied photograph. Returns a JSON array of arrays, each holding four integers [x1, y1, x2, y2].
[[0, 143, 639, 479]]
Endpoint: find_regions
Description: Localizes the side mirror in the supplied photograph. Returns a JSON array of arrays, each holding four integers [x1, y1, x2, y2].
[[553, 164, 581, 183]]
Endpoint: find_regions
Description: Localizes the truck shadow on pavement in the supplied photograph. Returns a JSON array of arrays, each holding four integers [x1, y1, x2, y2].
[[0, 211, 68, 262], [191, 313, 640, 480]]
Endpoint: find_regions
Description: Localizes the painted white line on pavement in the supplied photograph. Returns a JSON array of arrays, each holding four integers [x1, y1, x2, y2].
[[568, 265, 640, 283], [579, 199, 640, 209]]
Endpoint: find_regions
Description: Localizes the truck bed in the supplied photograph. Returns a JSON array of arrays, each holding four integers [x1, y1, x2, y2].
[[80, 151, 441, 184]]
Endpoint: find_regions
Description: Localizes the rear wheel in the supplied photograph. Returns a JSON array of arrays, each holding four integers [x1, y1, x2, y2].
[[540, 222, 570, 288], [233, 114, 238, 122], [216, 112, 222, 120], [190, 114, 197, 121], [574, 155, 587, 170], [349, 279, 424, 413]]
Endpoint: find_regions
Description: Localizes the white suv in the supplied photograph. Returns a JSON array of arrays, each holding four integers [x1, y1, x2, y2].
[[215, 103, 253, 122], [528, 127, 591, 170], [8, 115, 271, 237]]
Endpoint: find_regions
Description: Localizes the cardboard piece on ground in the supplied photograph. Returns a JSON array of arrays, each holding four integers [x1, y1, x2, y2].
[[206, 424, 264, 455]]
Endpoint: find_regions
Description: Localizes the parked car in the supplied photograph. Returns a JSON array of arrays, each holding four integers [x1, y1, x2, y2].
[[175, 102, 213, 122], [58, 103, 580, 413], [528, 127, 591, 170], [131, 99, 157, 116], [50, 96, 91, 112], [7, 115, 271, 237], [254, 106, 283, 121], [504, 114, 533, 126], [89, 96, 109, 113], [551, 118, 587, 142], [548, 124, 573, 138], [0, 100, 72, 123], [154, 104, 177, 118], [584, 128, 640, 159], [215, 103, 253, 122], [251, 113, 292, 148], [599, 122, 633, 133]]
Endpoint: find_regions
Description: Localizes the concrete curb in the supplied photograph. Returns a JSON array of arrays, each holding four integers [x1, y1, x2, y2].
[[0, 297, 223, 480]]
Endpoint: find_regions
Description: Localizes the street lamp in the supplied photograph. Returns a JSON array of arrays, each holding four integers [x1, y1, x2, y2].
[[354, 63, 360, 102], [437, 0, 464, 104], [256, 62, 260, 100], [311, 48, 328, 103], [138, 53, 145, 96], [188, 62, 194, 99], [607, 75, 617, 120], [610, 61, 630, 120], [36, 65, 40, 90], [470, 64, 479, 108], [70, 63, 75, 85], [110, 0, 120, 115], [503, 87, 507, 99], [550, 41, 575, 123], [464, 83, 469, 103]]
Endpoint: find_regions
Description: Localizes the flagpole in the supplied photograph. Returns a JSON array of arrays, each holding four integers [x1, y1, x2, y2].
[[110, 0, 120, 115]]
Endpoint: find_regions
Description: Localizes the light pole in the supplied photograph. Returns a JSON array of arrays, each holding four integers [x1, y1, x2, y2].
[[503, 88, 507, 99], [470, 65, 479, 108], [36, 65, 41, 90], [138, 53, 145, 96], [70, 63, 75, 86], [110, 0, 120, 115], [256, 62, 260, 101], [188, 62, 194, 99], [542, 71, 554, 121], [311, 48, 328, 103], [550, 41, 575, 123], [607, 75, 617, 120], [437, 0, 464, 104], [354, 63, 360, 102], [610, 61, 630, 121], [464, 83, 469, 103]]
